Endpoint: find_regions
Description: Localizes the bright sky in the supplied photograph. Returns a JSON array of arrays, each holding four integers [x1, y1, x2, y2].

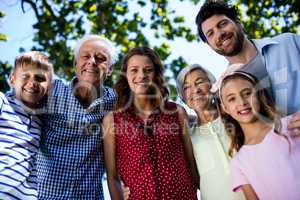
[[0, 0, 228, 78], [0, 0, 229, 116], [0, 1, 224, 198]]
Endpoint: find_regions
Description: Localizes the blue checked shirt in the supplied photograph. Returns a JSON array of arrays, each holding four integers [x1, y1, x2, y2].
[[37, 78, 117, 200]]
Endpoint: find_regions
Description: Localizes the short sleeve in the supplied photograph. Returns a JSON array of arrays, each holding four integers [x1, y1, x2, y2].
[[230, 157, 249, 192]]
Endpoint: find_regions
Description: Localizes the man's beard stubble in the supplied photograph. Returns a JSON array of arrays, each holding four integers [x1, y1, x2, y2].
[[215, 28, 245, 57]]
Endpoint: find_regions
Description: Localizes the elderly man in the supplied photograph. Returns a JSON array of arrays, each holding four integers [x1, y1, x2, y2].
[[195, 0, 300, 135], [37, 35, 117, 199]]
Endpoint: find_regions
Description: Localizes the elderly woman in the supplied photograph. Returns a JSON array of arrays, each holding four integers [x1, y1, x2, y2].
[[176, 64, 245, 200]]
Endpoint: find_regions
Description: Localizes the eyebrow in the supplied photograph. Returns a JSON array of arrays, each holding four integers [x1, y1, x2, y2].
[[205, 19, 228, 36], [95, 52, 107, 57], [183, 82, 190, 88], [81, 51, 107, 57], [218, 19, 228, 25], [205, 28, 213, 36], [224, 87, 252, 99], [184, 76, 207, 84], [224, 93, 235, 99]]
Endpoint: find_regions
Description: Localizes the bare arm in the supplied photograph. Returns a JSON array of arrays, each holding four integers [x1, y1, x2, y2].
[[177, 105, 200, 188], [102, 112, 124, 200], [241, 184, 259, 200]]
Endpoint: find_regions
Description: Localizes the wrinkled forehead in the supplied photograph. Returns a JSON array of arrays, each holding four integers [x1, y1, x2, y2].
[[79, 40, 111, 57], [184, 69, 210, 84]]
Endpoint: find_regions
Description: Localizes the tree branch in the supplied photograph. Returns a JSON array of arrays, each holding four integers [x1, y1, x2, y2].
[[21, 0, 40, 19]]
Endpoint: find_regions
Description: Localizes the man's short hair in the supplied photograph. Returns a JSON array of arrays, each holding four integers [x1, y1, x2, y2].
[[195, 0, 240, 42], [74, 35, 117, 67], [13, 51, 54, 81]]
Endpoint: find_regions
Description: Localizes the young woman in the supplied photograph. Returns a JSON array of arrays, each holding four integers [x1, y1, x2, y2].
[[102, 47, 198, 200], [216, 64, 300, 200], [176, 64, 245, 200]]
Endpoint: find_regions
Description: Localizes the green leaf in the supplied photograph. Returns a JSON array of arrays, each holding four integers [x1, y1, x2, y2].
[[173, 16, 184, 23], [0, 34, 7, 41], [89, 4, 96, 12], [0, 11, 5, 17]]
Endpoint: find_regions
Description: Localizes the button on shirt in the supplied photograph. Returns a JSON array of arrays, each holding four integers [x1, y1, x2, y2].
[[37, 78, 117, 199]]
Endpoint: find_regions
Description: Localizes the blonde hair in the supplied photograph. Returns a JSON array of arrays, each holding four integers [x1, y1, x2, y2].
[[12, 51, 54, 82]]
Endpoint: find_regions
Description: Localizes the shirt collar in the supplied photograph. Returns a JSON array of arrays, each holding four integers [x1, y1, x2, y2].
[[252, 37, 279, 53], [126, 102, 163, 122], [6, 90, 47, 115], [70, 77, 108, 112]]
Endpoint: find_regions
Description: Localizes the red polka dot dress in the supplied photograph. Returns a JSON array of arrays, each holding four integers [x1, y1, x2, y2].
[[113, 102, 197, 200]]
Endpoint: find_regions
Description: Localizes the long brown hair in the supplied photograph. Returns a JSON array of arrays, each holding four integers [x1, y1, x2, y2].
[[219, 73, 285, 156], [114, 47, 169, 111]]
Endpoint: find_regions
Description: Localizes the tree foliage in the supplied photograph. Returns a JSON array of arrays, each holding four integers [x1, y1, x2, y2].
[[0, 0, 299, 97], [235, 0, 300, 38], [17, 0, 198, 98], [0, 10, 7, 42], [0, 10, 10, 92]]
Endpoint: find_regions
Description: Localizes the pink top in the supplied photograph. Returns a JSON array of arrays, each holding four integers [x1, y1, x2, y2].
[[231, 116, 300, 200]]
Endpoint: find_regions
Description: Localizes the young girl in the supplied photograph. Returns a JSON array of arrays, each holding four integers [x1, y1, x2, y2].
[[216, 64, 300, 200], [102, 47, 198, 200], [176, 64, 245, 200]]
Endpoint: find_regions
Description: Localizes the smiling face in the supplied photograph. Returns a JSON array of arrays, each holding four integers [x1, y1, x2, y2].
[[221, 77, 260, 124], [183, 69, 212, 111], [201, 14, 245, 57], [10, 65, 51, 108], [126, 55, 155, 97], [75, 40, 111, 88]]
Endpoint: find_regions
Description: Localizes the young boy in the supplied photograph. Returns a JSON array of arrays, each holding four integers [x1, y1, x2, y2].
[[0, 51, 53, 199]]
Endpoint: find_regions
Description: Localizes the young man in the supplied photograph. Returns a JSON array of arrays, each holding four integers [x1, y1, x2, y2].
[[195, 0, 300, 135], [0, 51, 53, 199], [37, 35, 117, 199]]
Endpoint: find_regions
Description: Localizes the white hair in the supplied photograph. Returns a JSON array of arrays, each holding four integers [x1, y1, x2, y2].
[[73, 34, 117, 67], [176, 63, 216, 100]]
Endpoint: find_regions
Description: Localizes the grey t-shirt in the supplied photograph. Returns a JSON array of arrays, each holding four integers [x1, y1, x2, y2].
[[239, 52, 274, 101]]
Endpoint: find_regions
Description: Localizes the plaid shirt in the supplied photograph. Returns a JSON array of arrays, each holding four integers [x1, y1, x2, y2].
[[37, 78, 117, 199]]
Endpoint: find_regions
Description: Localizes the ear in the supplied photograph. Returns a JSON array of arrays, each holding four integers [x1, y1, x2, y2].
[[106, 65, 113, 76], [9, 73, 16, 87], [236, 18, 244, 30], [74, 60, 77, 68]]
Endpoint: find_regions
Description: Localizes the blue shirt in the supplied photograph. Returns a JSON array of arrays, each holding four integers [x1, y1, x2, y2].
[[37, 78, 117, 199], [253, 33, 300, 115], [0, 92, 41, 200]]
